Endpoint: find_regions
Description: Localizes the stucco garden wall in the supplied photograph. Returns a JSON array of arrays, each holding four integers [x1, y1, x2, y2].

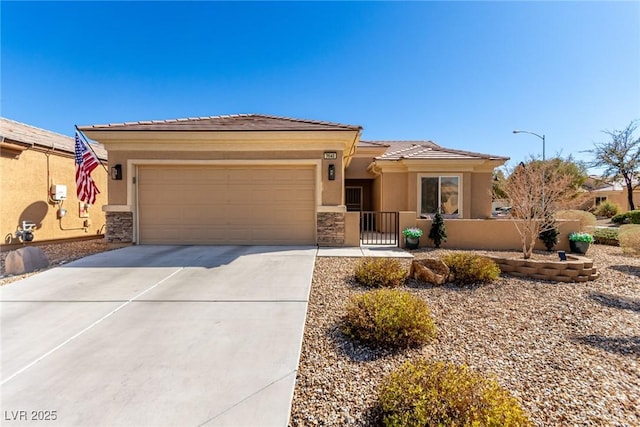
[[1, 148, 108, 246], [397, 213, 580, 251]]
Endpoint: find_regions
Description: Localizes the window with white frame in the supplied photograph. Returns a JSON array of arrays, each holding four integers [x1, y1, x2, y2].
[[419, 175, 460, 218]]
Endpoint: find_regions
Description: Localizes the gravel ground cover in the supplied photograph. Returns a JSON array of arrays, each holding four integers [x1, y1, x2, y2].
[[2, 241, 638, 425], [290, 245, 640, 426], [0, 239, 113, 285]]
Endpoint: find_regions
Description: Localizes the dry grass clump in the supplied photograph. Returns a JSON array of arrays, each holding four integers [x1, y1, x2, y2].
[[379, 360, 533, 427], [618, 224, 640, 256], [341, 288, 437, 349]]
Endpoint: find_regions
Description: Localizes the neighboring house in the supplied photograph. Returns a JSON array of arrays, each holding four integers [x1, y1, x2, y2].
[[0, 117, 108, 246], [584, 176, 640, 212], [79, 114, 520, 248]]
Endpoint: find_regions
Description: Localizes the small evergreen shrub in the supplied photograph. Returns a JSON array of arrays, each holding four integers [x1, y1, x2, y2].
[[555, 209, 597, 232], [611, 213, 628, 224], [538, 219, 559, 251], [440, 252, 501, 286], [628, 210, 640, 224], [619, 225, 640, 256], [379, 360, 533, 427], [428, 211, 448, 248], [354, 258, 407, 288], [593, 228, 619, 246], [593, 201, 619, 218], [341, 289, 437, 348]]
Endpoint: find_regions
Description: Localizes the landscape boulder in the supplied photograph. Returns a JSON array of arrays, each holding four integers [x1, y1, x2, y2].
[[4, 246, 49, 275], [410, 258, 451, 285]]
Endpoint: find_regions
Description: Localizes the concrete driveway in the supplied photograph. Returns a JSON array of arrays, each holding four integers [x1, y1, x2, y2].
[[0, 245, 317, 426]]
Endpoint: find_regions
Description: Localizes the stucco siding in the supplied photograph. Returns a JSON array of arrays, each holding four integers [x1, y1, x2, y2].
[[1, 148, 108, 244]]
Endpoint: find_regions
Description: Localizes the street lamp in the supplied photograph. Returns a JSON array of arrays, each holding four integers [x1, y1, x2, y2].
[[513, 129, 547, 211], [512, 130, 545, 162]]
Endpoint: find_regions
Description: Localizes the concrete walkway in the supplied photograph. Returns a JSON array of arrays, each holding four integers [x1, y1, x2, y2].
[[1, 245, 316, 427], [317, 246, 414, 258]]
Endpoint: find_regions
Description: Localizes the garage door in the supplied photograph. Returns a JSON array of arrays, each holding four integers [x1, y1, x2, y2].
[[137, 165, 316, 245]]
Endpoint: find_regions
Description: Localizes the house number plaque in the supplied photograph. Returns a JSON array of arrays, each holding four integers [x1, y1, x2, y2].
[[324, 152, 337, 160]]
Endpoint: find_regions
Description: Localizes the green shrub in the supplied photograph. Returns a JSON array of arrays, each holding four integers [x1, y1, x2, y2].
[[555, 209, 597, 232], [628, 210, 640, 224], [379, 360, 533, 427], [611, 213, 628, 224], [593, 228, 619, 246], [341, 289, 437, 348], [354, 258, 407, 288], [619, 224, 640, 256], [440, 252, 501, 286], [594, 201, 619, 218]]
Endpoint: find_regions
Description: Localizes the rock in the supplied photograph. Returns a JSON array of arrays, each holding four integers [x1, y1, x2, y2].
[[4, 246, 49, 275], [410, 258, 450, 285]]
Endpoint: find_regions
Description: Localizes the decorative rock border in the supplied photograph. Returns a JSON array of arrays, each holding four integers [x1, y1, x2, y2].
[[486, 254, 599, 283]]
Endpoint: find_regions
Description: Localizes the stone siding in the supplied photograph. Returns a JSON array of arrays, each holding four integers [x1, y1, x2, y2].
[[317, 212, 345, 246], [105, 212, 133, 243]]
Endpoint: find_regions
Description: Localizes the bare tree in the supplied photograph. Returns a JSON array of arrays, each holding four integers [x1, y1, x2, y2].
[[587, 120, 640, 211], [498, 160, 574, 259]]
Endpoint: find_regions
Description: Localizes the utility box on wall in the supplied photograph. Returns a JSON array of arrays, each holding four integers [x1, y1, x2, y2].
[[50, 184, 67, 201]]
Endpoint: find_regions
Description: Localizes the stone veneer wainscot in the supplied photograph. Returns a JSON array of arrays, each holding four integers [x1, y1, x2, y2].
[[105, 211, 133, 243], [317, 212, 345, 246]]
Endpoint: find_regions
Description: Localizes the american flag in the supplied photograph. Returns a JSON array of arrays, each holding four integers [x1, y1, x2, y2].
[[75, 131, 101, 205]]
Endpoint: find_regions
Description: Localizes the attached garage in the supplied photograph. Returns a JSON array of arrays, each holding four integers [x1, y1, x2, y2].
[[137, 165, 317, 245], [79, 114, 362, 246]]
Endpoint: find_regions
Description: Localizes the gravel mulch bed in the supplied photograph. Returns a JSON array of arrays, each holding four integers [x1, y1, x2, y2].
[[2, 241, 638, 425], [290, 245, 640, 426], [0, 239, 113, 286]]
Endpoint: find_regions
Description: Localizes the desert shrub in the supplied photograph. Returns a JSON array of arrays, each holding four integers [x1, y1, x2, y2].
[[341, 289, 436, 348], [619, 224, 640, 256], [611, 213, 628, 224], [354, 258, 407, 288], [379, 360, 533, 427], [592, 228, 619, 246], [628, 210, 640, 224], [555, 209, 597, 232], [594, 201, 619, 218], [440, 252, 501, 286]]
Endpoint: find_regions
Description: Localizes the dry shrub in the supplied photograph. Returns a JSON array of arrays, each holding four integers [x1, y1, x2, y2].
[[440, 252, 501, 286], [341, 289, 436, 349], [354, 257, 407, 288], [619, 224, 640, 256], [593, 201, 620, 218], [379, 360, 533, 427], [555, 209, 597, 232]]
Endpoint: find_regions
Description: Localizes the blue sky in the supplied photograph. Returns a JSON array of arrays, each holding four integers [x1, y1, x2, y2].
[[2, 1, 639, 170]]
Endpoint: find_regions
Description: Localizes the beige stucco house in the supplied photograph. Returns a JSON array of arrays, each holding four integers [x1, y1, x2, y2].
[[79, 114, 519, 248], [588, 179, 640, 213], [1, 117, 108, 246]]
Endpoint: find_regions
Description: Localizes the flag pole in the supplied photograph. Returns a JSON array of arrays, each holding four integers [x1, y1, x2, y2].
[[74, 125, 109, 174]]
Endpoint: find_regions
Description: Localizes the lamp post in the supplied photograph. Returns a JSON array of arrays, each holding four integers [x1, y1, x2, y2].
[[513, 129, 546, 211]]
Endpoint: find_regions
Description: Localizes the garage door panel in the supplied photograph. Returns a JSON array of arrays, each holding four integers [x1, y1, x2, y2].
[[138, 166, 316, 244]]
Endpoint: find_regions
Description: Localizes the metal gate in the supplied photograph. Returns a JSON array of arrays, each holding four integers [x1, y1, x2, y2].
[[360, 211, 399, 246]]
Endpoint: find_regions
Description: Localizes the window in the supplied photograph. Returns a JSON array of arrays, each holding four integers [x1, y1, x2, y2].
[[595, 196, 607, 206], [419, 175, 460, 218]]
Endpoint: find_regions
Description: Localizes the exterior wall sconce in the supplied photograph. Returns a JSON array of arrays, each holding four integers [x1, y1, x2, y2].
[[328, 164, 335, 181], [111, 164, 122, 180]]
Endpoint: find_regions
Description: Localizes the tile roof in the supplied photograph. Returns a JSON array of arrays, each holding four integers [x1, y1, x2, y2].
[[1, 117, 108, 160], [362, 140, 509, 161], [78, 114, 362, 132]]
